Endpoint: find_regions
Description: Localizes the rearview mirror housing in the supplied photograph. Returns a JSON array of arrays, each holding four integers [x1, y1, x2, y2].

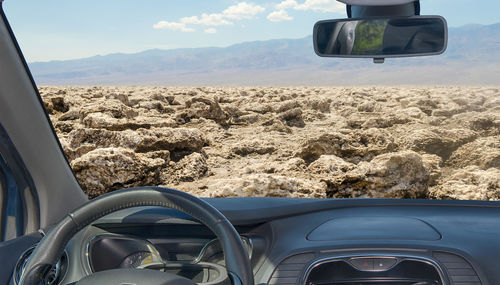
[[313, 16, 447, 62]]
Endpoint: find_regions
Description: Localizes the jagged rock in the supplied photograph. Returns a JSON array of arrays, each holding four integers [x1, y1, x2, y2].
[[361, 114, 412, 129], [263, 120, 292, 134], [304, 98, 331, 113], [326, 151, 431, 199], [232, 141, 276, 156], [65, 128, 206, 161], [275, 100, 301, 113], [37, 86, 500, 200], [81, 112, 176, 131], [448, 136, 500, 169], [399, 128, 477, 160], [357, 101, 376, 112], [137, 101, 174, 114], [297, 129, 396, 164], [161, 152, 208, 184], [51, 97, 70, 113], [421, 154, 443, 186], [458, 113, 499, 133], [279, 108, 304, 127], [59, 109, 80, 121], [395, 107, 427, 119], [277, 157, 306, 172], [430, 167, 500, 200], [71, 147, 166, 198], [296, 132, 347, 164], [79, 99, 138, 120], [308, 155, 355, 174], [134, 128, 207, 155], [54, 121, 74, 133], [165, 95, 181, 105], [184, 97, 227, 124], [404, 98, 439, 116], [208, 174, 326, 198], [432, 106, 467, 117]]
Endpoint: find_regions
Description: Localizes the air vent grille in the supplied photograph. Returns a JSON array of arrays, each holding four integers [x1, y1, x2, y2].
[[433, 251, 481, 285], [13, 246, 68, 285], [269, 253, 315, 285]]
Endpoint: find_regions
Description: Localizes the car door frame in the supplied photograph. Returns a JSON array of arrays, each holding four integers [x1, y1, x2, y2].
[[0, 2, 88, 236]]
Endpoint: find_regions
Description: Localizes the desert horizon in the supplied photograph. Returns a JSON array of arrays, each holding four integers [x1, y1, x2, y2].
[[28, 23, 500, 86]]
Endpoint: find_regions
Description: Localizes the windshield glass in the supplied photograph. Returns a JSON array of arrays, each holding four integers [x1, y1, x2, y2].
[[4, 1, 499, 200]]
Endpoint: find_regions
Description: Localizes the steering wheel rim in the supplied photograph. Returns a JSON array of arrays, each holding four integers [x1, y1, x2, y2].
[[19, 187, 254, 285]]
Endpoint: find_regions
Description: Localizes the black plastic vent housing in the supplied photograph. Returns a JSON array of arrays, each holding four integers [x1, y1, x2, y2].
[[433, 251, 482, 285], [13, 246, 68, 285], [304, 257, 442, 285], [269, 253, 316, 285]]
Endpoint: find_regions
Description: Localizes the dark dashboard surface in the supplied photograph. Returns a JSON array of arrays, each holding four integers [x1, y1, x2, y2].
[[5, 198, 500, 285]]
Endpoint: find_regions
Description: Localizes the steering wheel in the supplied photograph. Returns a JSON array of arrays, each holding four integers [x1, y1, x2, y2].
[[18, 187, 254, 285]]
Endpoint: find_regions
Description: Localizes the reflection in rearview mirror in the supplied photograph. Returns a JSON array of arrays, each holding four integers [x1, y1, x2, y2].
[[314, 16, 447, 59]]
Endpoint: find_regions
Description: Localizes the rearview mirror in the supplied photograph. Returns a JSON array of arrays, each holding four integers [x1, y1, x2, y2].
[[314, 16, 447, 61]]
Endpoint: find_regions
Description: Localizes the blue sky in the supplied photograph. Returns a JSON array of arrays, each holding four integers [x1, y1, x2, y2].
[[3, 0, 500, 62]]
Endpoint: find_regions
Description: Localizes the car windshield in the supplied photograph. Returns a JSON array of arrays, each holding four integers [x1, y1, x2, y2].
[[3, 1, 499, 201]]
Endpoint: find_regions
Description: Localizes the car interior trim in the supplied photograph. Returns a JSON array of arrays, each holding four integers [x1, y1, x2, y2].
[[301, 254, 448, 285]]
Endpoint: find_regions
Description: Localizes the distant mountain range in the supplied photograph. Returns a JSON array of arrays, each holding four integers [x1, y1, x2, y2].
[[29, 23, 500, 86]]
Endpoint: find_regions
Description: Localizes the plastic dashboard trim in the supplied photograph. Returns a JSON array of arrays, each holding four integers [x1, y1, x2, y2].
[[300, 254, 448, 285]]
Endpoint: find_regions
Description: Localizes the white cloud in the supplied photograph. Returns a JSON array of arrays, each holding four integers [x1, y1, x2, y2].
[[181, 13, 232, 26], [267, 10, 293, 22], [204, 28, 217, 34], [223, 2, 266, 20], [276, 0, 345, 13], [276, 0, 298, 10], [154, 2, 266, 31], [152, 21, 195, 32]]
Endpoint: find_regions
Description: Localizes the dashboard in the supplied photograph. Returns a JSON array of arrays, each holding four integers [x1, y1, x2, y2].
[[8, 198, 500, 285]]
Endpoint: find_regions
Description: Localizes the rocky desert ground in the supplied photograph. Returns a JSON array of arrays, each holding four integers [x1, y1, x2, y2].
[[39, 86, 500, 200]]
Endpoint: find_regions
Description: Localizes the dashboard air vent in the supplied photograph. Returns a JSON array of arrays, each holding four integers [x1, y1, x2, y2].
[[13, 246, 68, 285], [433, 252, 481, 285], [269, 253, 315, 285]]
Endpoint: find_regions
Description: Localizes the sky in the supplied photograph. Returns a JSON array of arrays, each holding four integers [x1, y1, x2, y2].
[[2, 0, 500, 62]]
